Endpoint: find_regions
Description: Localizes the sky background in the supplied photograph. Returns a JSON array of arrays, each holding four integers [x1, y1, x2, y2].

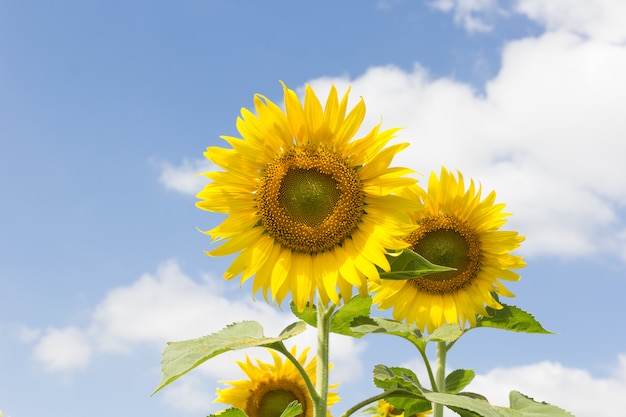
[[1, 1, 626, 416]]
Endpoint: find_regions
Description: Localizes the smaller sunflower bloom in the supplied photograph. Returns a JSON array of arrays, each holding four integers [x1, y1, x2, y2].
[[370, 167, 525, 333], [216, 347, 339, 417], [371, 400, 431, 417]]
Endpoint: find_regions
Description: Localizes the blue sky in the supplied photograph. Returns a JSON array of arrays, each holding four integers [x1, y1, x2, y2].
[[1, 1, 626, 416]]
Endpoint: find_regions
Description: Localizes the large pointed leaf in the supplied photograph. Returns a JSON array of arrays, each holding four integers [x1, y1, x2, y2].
[[508, 391, 574, 416], [424, 389, 575, 417], [351, 317, 426, 350], [422, 391, 504, 417], [379, 249, 455, 280], [153, 320, 306, 394], [290, 295, 372, 338], [445, 369, 475, 394], [475, 305, 552, 334]]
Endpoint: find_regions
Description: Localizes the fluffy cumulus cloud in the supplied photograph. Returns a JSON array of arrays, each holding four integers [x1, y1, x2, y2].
[[399, 355, 626, 417], [26, 260, 364, 413], [302, 1, 626, 261], [468, 355, 626, 417]]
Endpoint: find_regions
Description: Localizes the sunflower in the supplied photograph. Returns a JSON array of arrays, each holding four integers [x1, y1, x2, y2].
[[370, 400, 431, 417], [215, 347, 339, 417], [197, 83, 417, 310], [370, 167, 525, 333]]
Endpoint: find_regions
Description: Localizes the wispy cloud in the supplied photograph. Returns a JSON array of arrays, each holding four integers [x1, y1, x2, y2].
[[158, 158, 215, 196]]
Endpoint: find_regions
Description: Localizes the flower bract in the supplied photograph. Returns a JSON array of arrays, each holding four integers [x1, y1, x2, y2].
[[197, 83, 417, 310], [370, 167, 525, 333], [215, 347, 339, 417]]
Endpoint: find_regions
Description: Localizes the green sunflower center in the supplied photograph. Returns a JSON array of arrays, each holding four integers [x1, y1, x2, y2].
[[247, 379, 311, 417], [278, 168, 341, 227], [258, 389, 300, 417], [258, 145, 364, 253], [409, 215, 481, 293]]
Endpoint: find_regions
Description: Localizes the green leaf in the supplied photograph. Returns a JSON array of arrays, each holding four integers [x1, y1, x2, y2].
[[386, 397, 432, 416], [372, 364, 424, 394], [422, 389, 575, 417], [429, 323, 463, 342], [351, 317, 426, 351], [331, 295, 372, 337], [445, 369, 475, 394], [508, 391, 575, 416], [475, 305, 553, 334], [379, 249, 455, 280], [280, 401, 303, 417], [207, 408, 248, 417], [290, 295, 372, 338], [153, 320, 306, 394], [422, 391, 504, 417]]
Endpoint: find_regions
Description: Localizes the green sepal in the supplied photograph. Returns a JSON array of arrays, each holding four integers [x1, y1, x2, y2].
[[379, 249, 455, 280], [351, 317, 426, 351], [153, 320, 306, 394], [445, 369, 475, 394], [207, 408, 248, 417], [280, 400, 303, 417], [290, 295, 372, 338], [475, 304, 553, 334]]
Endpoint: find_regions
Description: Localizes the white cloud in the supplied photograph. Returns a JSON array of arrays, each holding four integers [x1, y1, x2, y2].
[[158, 158, 215, 196], [32, 327, 92, 372], [469, 355, 626, 417], [303, 23, 626, 260], [27, 259, 365, 413], [516, 0, 626, 43], [401, 355, 626, 417]]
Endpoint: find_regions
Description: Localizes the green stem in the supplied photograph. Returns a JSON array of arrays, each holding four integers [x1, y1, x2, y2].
[[315, 301, 334, 417], [340, 389, 417, 417], [433, 341, 447, 417], [278, 343, 319, 403], [418, 346, 438, 390]]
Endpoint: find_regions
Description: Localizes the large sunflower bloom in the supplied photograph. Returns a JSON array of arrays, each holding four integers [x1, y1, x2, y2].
[[197, 83, 417, 310], [215, 347, 339, 417], [370, 167, 525, 333]]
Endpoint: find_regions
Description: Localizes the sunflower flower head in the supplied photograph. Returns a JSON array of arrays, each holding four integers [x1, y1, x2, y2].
[[197, 83, 418, 310], [215, 347, 339, 417], [370, 167, 525, 333]]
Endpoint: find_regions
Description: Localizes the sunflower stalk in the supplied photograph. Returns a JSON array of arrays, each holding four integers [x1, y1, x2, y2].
[[315, 301, 335, 417], [433, 341, 447, 417]]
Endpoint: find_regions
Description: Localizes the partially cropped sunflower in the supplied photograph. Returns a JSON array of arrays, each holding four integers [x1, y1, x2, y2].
[[370, 167, 525, 333], [216, 347, 339, 417], [197, 83, 417, 310], [370, 400, 431, 417]]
